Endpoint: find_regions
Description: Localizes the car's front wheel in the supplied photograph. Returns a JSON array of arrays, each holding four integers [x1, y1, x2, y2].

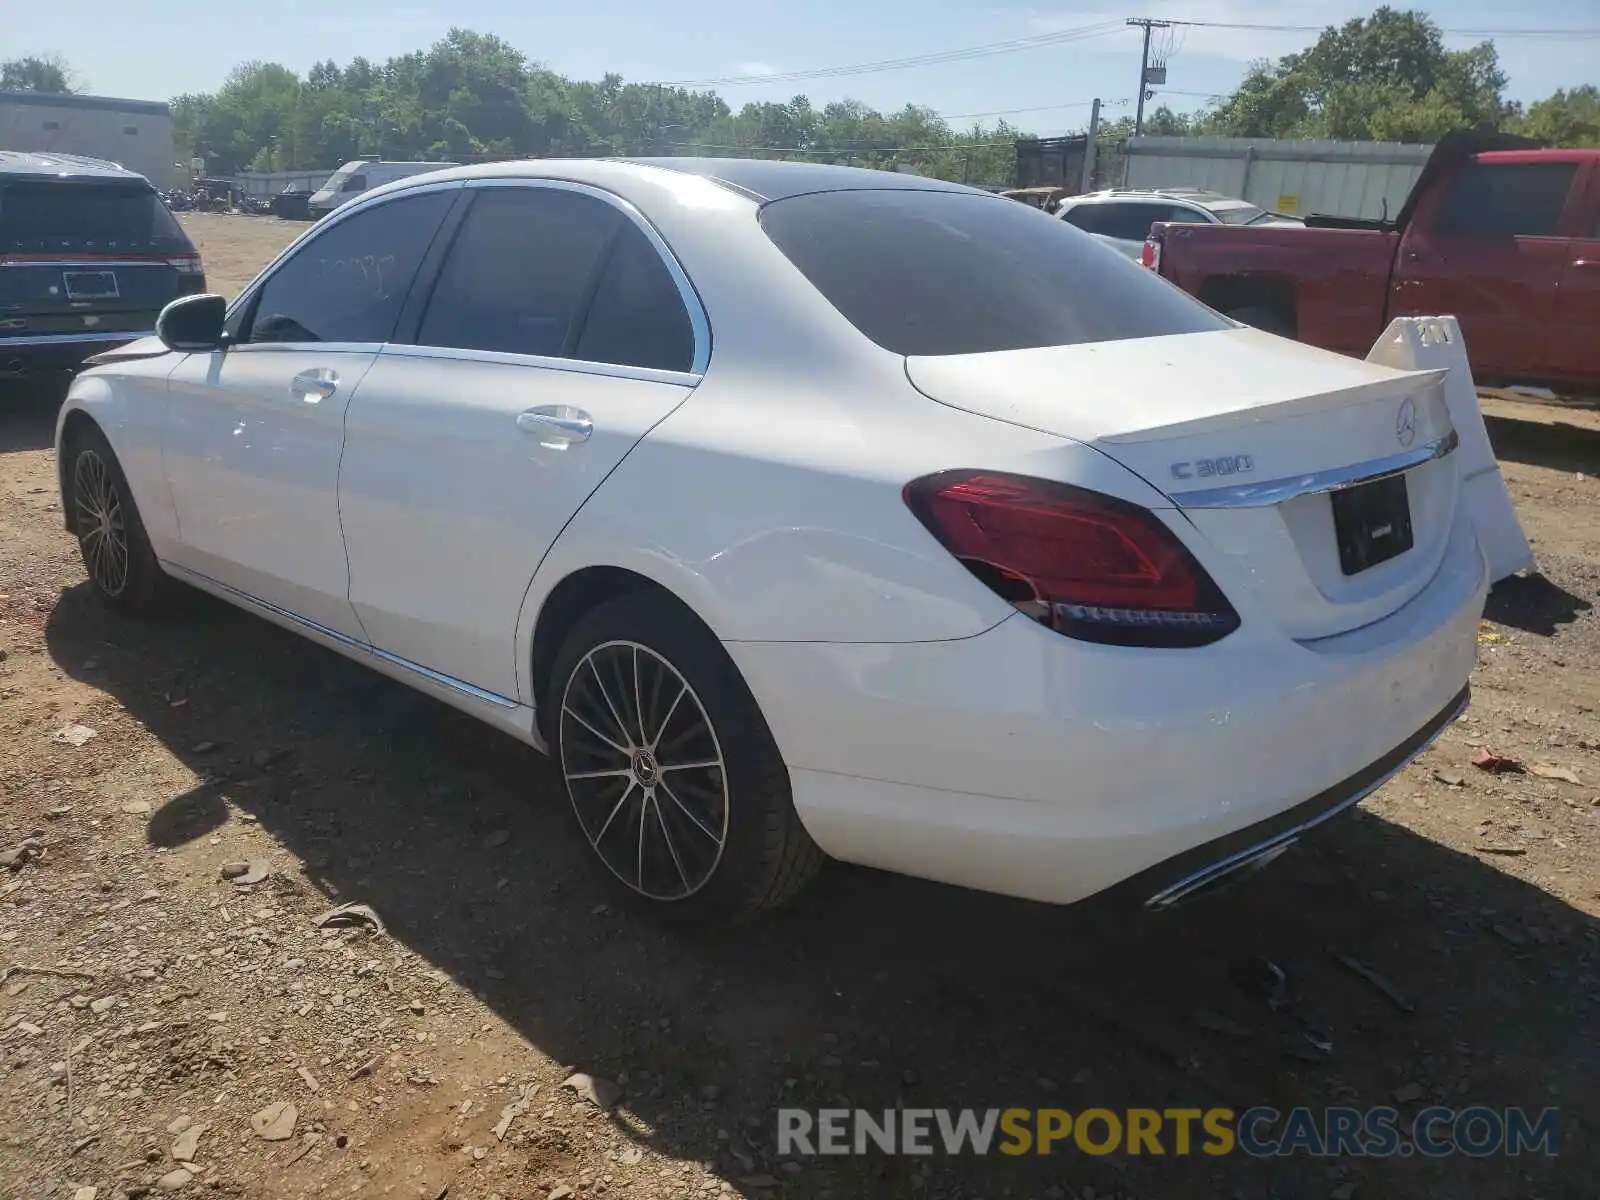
[[546, 590, 823, 925], [64, 424, 184, 615]]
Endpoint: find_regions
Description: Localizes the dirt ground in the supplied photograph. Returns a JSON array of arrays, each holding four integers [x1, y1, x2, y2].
[[1, 213, 1597, 1200]]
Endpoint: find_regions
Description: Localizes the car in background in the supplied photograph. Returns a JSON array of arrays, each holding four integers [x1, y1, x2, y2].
[[308, 157, 463, 220], [1, 151, 205, 392], [1058, 187, 1302, 260], [56, 159, 1482, 925]]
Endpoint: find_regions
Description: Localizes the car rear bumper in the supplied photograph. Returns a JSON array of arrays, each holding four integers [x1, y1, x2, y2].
[[726, 508, 1486, 906], [1, 330, 155, 378]]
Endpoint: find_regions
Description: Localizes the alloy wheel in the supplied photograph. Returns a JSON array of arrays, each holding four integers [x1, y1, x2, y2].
[[559, 640, 730, 901], [73, 450, 130, 597]]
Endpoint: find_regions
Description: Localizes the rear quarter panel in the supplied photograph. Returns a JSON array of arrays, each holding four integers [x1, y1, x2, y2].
[[1156, 223, 1399, 355]]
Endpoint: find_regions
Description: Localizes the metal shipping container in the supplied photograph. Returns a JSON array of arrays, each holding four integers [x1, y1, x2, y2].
[[1123, 135, 1434, 221]]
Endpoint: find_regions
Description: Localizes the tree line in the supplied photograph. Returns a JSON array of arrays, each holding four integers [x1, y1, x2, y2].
[[4, 7, 1597, 188]]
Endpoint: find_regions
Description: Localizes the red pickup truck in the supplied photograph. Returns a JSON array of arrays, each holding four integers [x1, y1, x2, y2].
[[1143, 132, 1600, 396]]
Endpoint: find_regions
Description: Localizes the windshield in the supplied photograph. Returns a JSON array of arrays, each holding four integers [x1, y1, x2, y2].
[[315, 163, 360, 197], [759, 189, 1231, 357], [0, 182, 191, 255]]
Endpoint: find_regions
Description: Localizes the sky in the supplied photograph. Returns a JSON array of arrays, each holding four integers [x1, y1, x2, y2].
[[19, 0, 1600, 133]]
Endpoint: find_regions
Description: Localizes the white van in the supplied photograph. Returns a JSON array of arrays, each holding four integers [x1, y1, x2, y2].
[[308, 157, 462, 219]]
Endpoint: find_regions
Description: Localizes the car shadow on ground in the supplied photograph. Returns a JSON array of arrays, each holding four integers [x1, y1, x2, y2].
[[0, 385, 65, 454], [1482, 411, 1600, 475], [1485, 573, 1592, 637], [43, 585, 1600, 1199]]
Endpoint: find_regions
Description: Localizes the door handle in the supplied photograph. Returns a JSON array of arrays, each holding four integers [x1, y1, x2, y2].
[[291, 367, 338, 403], [1574, 259, 1600, 270], [516, 405, 593, 448]]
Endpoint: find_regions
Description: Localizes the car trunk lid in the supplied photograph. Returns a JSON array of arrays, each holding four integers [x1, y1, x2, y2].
[[905, 327, 1461, 641]]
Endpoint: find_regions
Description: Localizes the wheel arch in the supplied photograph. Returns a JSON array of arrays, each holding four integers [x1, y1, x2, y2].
[[524, 562, 728, 744], [56, 406, 107, 535], [1196, 274, 1299, 335]]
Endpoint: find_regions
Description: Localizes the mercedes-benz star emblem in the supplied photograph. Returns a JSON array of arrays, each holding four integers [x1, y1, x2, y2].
[[1396, 397, 1417, 448]]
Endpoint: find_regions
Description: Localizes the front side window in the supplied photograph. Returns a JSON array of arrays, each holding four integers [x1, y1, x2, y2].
[[244, 191, 454, 345], [763, 189, 1230, 357], [341, 173, 368, 193], [1435, 162, 1577, 238]]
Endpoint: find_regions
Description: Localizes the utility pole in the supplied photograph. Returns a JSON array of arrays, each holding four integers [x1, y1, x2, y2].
[[1081, 98, 1101, 192], [1126, 17, 1170, 137]]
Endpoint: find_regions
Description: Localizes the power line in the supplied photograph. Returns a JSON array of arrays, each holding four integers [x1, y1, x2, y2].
[[653, 21, 1123, 88], [1158, 18, 1600, 38]]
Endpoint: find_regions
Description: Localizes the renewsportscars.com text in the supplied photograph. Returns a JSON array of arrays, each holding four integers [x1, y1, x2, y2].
[[777, 1106, 1560, 1158]]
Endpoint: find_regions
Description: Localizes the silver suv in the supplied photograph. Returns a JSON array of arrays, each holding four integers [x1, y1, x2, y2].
[[1056, 188, 1300, 260]]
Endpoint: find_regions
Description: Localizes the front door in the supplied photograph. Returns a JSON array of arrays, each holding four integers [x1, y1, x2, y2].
[[1390, 156, 1580, 383], [338, 182, 704, 700], [162, 188, 458, 637]]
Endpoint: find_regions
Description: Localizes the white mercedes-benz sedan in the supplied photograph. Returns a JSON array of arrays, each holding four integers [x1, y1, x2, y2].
[[54, 157, 1486, 924]]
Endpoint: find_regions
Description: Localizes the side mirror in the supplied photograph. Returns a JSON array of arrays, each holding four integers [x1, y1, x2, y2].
[[156, 293, 228, 352]]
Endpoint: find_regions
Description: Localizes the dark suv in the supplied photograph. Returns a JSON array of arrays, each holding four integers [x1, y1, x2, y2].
[[1, 150, 206, 389]]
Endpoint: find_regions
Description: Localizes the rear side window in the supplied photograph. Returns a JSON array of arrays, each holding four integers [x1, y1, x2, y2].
[[761, 190, 1229, 357], [0, 182, 191, 255], [245, 190, 454, 345], [417, 187, 621, 358], [573, 221, 696, 372], [1435, 162, 1577, 238]]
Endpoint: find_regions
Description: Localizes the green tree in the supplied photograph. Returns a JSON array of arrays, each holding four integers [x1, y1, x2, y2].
[[1512, 86, 1600, 148], [1201, 8, 1508, 141], [1, 53, 77, 93]]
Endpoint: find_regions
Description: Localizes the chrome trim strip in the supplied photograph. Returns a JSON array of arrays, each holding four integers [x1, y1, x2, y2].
[[226, 342, 384, 357], [1144, 689, 1469, 910], [167, 565, 518, 710], [380, 342, 702, 388], [3, 329, 153, 348], [1168, 428, 1459, 509], [2, 260, 179, 269], [462, 176, 712, 376], [366, 645, 519, 708]]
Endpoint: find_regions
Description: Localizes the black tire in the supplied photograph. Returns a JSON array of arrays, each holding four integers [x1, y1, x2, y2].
[[62, 423, 185, 616], [1226, 305, 1295, 338], [546, 590, 823, 925]]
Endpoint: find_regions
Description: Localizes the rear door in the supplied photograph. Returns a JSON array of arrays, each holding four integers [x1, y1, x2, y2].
[[0, 179, 201, 350], [1548, 159, 1600, 389], [1390, 155, 1582, 381], [162, 187, 458, 637], [339, 181, 704, 701]]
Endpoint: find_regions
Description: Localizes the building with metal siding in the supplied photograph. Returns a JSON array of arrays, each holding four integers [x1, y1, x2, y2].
[[1124, 136, 1435, 222], [0, 91, 178, 189]]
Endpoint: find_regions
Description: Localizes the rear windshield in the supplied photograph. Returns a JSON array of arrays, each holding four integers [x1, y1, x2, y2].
[[1211, 203, 1266, 225], [0, 182, 190, 255], [758, 189, 1230, 356]]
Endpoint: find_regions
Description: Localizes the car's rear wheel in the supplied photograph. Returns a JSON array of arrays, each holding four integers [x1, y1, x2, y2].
[[547, 591, 823, 925], [65, 425, 184, 616]]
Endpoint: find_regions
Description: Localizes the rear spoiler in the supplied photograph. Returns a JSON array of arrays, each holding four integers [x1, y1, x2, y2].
[[1304, 129, 1544, 232]]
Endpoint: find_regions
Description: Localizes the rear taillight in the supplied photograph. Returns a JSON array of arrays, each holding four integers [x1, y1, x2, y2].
[[903, 470, 1238, 648], [167, 253, 203, 274], [1140, 238, 1161, 270]]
